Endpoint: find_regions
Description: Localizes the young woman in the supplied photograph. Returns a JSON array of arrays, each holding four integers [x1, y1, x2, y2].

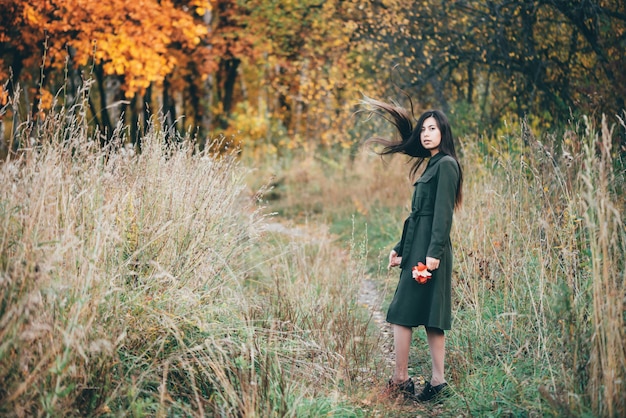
[[363, 98, 463, 402]]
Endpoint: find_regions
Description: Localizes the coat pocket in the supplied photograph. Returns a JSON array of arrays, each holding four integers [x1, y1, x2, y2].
[[413, 170, 436, 210]]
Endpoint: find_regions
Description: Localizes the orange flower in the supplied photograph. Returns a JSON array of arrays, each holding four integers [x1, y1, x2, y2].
[[412, 262, 432, 284]]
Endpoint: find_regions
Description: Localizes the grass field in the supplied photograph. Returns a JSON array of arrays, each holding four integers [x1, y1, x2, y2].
[[1, 103, 624, 416]]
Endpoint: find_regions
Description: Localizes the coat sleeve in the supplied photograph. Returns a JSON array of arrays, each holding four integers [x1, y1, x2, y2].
[[426, 158, 459, 260]]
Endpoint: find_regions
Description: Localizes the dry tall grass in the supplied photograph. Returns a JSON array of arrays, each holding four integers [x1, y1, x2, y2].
[[580, 116, 625, 418], [0, 101, 378, 416]]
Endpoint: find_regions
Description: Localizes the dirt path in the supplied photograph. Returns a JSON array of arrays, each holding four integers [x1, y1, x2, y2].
[[358, 277, 395, 370], [261, 221, 395, 367]]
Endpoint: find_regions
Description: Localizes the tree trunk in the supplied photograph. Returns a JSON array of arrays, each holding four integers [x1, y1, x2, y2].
[[140, 84, 152, 148], [94, 64, 113, 146], [162, 76, 178, 141], [130, 93, 138, 146], [217, 57, 240, 129]]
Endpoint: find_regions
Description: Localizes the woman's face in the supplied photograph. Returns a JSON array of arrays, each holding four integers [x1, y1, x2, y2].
[[420, 116, 441, 156]]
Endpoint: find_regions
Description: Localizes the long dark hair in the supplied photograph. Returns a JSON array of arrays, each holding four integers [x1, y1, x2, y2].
[[362, 97, 463, 208]]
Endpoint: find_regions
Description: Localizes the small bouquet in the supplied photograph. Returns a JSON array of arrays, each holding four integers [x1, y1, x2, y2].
[[412, 262, 432, 284]]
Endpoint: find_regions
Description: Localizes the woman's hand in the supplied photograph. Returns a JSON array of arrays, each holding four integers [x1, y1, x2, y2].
[[425, 257, 440, 271], [388, 250, 402, 269]]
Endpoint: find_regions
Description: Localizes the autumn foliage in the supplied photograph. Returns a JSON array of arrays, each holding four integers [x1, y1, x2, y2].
[[2, 0, 211, 93], [0, 0, 624, 151]]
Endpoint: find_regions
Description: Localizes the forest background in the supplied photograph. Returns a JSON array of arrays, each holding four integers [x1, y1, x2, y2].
[[1, 0, 625, 417]]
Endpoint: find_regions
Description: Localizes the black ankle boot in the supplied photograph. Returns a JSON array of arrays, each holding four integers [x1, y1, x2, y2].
[[386, 378, 415, 400], [415, 381, 449, 402]]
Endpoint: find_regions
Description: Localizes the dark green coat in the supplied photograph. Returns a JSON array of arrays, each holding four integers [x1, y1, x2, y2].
[[386, 152, 459, 330]]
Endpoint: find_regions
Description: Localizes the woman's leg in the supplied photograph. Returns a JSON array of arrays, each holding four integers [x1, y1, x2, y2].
[[425, 327, 446, 385], [392, 325, 413, 383]]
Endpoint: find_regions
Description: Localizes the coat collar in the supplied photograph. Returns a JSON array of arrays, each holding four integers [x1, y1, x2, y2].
[[414, 153, 447, 185], [426, 152, 445, 168]]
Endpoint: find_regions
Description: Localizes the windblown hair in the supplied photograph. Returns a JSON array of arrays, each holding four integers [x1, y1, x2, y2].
[[361, 97, 463, 208]]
